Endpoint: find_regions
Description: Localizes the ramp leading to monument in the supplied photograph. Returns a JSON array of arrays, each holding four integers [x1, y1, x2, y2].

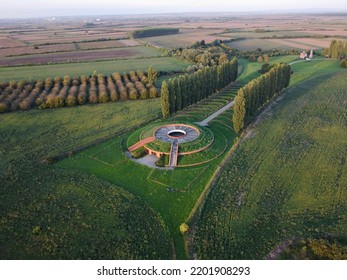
[[169, 139, 179, 167], [128, 137, 155, 152]]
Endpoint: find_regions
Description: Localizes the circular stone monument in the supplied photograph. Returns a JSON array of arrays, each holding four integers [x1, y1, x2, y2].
[[154, 124, 200, 144]]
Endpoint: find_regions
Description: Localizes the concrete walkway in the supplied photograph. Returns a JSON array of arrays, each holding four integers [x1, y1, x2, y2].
[[195, 100, 235, 126]]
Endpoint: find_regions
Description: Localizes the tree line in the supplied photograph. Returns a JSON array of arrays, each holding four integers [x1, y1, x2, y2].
[[233, 63, 291, 133], [161, 57, 238, 118], [0, 66, 158, 113], [130, 28, 179, 39], [324, 39, 347, 60]]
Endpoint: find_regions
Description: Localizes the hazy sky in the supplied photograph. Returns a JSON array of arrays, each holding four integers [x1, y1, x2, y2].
[[1, 0, 346, 18]]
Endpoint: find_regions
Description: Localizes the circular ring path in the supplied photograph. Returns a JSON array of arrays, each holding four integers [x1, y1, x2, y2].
[[154, 124, 200, 144]]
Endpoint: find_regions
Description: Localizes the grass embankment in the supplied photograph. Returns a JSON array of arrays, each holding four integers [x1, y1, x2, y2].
[[0, 99, 175, 259], [194, 69, 347, 259]]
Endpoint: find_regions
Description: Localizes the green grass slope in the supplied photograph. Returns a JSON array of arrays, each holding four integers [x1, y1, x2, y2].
[[0, 99, 174, 259], [194, 70, 347, 259]]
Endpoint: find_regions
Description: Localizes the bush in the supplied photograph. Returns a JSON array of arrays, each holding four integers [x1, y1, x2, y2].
[[340, 59, 347, 68], [155, 154, 167, 167], [66, 95, 77, 107], [149, 87, 158, 98], [0, 102, 8, 113], [179, 223, 189, 234], [131, 147, 147, 159], [129, 89, 138, 100]]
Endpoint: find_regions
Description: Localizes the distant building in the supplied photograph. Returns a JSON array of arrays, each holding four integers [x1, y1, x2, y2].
[[309, 49, 314, 59], [300, 51, 307, 59]]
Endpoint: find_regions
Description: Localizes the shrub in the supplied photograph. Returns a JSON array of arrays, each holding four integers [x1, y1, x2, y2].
[[66, 95, 77, 107], [340, 59, 347, 68], [140, 88, 149, 99], [129, 89, 138, 100], [179, 223, 189, 234], [149, 87, 158, 98], [155, 154, 168, 167], [98, 92, 109, 103], [131, 147, 147, 159], [0, 102, 8, 113]]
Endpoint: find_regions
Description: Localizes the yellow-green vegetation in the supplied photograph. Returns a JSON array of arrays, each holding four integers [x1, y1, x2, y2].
[[194, 71, 347, 259]]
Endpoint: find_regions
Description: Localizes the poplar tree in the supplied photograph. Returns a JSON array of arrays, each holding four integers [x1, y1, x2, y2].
[[174, 77, 182, 111], [233, 89, 246, 133], [161, 81, 170, 118], [147, 65, 158, 85], [168, 79, 176, 114]]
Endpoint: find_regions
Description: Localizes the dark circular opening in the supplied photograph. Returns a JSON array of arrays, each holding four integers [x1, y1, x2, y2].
[[168, 129, 186, 138]]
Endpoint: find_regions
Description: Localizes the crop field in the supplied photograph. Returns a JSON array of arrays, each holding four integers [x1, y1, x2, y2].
[[77, 39, 140, 50], [0, 40, 141, 58], [0, 56, 191, 81], [0, 46, 163, 66], [194, 70, 347, 259], [142, 28, 226, 49], [10, 31, 128, 45], [226, 38, 286, 51], [0, 36, 28, 48]]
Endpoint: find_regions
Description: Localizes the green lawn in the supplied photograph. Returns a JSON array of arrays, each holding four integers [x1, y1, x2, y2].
[[0, 56, 191, 81], [0, 98, 174, 259], [194, 70, 347, 259]]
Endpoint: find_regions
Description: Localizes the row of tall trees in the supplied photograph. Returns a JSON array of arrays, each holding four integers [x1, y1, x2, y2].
[[161, 57, 238, 118], [0, 67, 158, 113], [130, 28, 179, 38], [233, 63, 291, 132], [324, 40, 347, 59]]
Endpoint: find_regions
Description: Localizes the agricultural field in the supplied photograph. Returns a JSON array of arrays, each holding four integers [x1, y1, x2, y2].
[[0, 45, 162, 67], [141, 28, 226, 49], [0, 56, 191, 81], [194, 70, 347, 259]]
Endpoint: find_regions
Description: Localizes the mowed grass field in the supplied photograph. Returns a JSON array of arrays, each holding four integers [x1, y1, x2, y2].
[[0, 56, 191, 81], [0, 99, 176, 259], [194, 70, 347, 259]]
